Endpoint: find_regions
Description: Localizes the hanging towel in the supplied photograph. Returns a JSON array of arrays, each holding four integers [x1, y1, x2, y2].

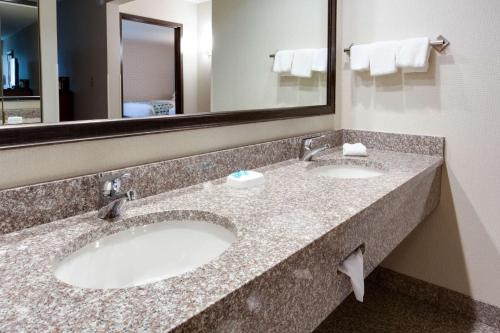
[[291, 49, 316, 78], [369, 41, 398, 76], [396, 37, 431, 73], [350, 44, 371, 72], [312, 48, 328, 73], [273, 50, 294, 74]]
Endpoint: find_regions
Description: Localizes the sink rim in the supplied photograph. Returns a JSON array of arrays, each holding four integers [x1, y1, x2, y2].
[[51, 210, 239, 288], [306, 158, 387, 179]]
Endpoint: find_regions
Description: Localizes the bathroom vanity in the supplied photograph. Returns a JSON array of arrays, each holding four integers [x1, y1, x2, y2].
[[0, 130, 444, 332]]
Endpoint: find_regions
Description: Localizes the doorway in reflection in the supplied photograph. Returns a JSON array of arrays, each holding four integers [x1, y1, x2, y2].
[[120, 15, 183, 118]]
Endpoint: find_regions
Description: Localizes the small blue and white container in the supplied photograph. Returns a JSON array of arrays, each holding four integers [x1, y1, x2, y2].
[[227, 170, 265, 189]]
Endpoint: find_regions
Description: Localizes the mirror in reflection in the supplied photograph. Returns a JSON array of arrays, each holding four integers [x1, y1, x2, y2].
[[0, 0, 41, 125]]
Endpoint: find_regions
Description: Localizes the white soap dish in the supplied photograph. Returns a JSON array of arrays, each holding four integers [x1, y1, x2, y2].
[[227, 170, 265, 189]]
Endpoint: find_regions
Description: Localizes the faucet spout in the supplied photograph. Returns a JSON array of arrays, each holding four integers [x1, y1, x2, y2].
[[299, 135, 330, 162], [97, 190, 136, 219], [97, 172, 137, 220], [301, 145, 330, 162]]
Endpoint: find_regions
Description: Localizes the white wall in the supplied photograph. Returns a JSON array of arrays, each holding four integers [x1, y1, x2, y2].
[[212, 0, 328, 112], [118, 0, 200, 114], [197, 1, 212, 114], [338, 0, 500, 307], [38, 0, 59, 123], [106, 2, 123, 119]]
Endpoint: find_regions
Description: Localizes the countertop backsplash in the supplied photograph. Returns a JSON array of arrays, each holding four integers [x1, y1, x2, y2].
[[0, 130, 444, 235]]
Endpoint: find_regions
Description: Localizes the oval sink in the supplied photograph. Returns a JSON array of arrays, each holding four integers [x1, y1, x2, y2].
[[54, 219, 236, 289], [309, 164, 384, 179]]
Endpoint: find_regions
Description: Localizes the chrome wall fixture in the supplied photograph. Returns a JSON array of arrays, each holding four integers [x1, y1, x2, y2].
[[343, 35, 450, 55], [269, 35, 449, 59]]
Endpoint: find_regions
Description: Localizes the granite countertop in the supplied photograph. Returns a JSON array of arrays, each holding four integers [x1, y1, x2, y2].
[[0, 148, 443, 331]]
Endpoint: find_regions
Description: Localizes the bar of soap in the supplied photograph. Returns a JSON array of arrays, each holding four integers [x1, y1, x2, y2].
[[227, 170, 265, 189]]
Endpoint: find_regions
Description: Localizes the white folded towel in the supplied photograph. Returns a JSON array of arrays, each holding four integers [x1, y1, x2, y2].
[[343, 143, 368, 157], [350, 44, 371, 72], [312, 48, 328, 73], [396, 37, 431, 73], [273, 50, 294, 74], [291, 49, 316, 78], [369, 41, 398, 76]]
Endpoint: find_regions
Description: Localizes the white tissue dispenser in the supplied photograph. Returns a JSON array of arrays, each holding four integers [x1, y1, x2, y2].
[[338, 245, 365, 302], [227, 170, 265, 189]]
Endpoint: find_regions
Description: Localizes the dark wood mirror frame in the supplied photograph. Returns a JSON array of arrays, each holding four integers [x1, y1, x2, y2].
[[0, 0, 336, 150]]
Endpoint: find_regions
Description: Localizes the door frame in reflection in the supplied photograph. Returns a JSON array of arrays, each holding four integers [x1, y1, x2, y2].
[[119, 13, 184, 116]]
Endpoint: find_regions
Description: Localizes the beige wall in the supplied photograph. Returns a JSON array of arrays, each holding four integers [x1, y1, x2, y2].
[[212, 0, 328, 112], [106, 2, 123, 119], [338, 0, 500, 307], [122, 36, 176, 101], [196, 1, 212, 114], [0, 115, 334, 190], [38, 0, 59, 123]]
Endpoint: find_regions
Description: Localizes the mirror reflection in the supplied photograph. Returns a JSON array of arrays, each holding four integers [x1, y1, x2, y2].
[[0, 0, 329, 126], [0, 0, 40, 125]]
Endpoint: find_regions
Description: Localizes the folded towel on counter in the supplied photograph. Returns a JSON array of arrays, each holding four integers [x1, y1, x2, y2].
[[7, 116, 23, 125], [273, 50, 294, 74], [312, 48, 328, 73], [343, 143, 368, 157], [369, 41, 398, 76], [350, 44, 371, 72], [291, 49, 316, 78], [396, 37, 431, 73]]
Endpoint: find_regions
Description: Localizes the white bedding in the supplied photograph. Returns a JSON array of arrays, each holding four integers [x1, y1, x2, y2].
[[123, 100, 176, 118]]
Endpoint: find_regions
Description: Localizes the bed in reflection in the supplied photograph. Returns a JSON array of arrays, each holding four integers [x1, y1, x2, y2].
[[123, 100, 176, 118]]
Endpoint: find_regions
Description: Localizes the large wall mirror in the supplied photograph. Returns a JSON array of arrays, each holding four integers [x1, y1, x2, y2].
[[0, 0, 335, 148]]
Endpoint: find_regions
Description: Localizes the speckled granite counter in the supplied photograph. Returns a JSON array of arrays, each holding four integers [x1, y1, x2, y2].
[[0, 147, 443, 332]]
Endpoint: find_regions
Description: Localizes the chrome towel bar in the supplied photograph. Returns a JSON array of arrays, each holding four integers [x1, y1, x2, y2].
[[344, 35, 450, 55], [269, 35, 449, 59]]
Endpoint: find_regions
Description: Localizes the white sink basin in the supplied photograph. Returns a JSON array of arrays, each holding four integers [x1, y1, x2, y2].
[[309, 164, 384, 179], [54, 219, 236, 289]]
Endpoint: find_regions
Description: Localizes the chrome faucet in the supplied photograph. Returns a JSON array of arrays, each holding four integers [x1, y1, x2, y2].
[[299, 135, 330, 161], [97, 172, 137, 219]]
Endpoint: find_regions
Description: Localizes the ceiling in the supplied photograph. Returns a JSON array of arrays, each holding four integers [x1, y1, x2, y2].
[[0, 1, 38, 40]]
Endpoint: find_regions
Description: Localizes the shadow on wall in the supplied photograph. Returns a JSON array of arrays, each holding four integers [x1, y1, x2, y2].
[[382, 163, 500, 317], [347, 51, 456, 113], [276, 73, 327, 107]]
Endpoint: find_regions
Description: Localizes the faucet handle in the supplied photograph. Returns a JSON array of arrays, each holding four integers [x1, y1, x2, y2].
[[99, 172, 131, 197], [126, 190, 137, 201], [302, 134, 326, 148]]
